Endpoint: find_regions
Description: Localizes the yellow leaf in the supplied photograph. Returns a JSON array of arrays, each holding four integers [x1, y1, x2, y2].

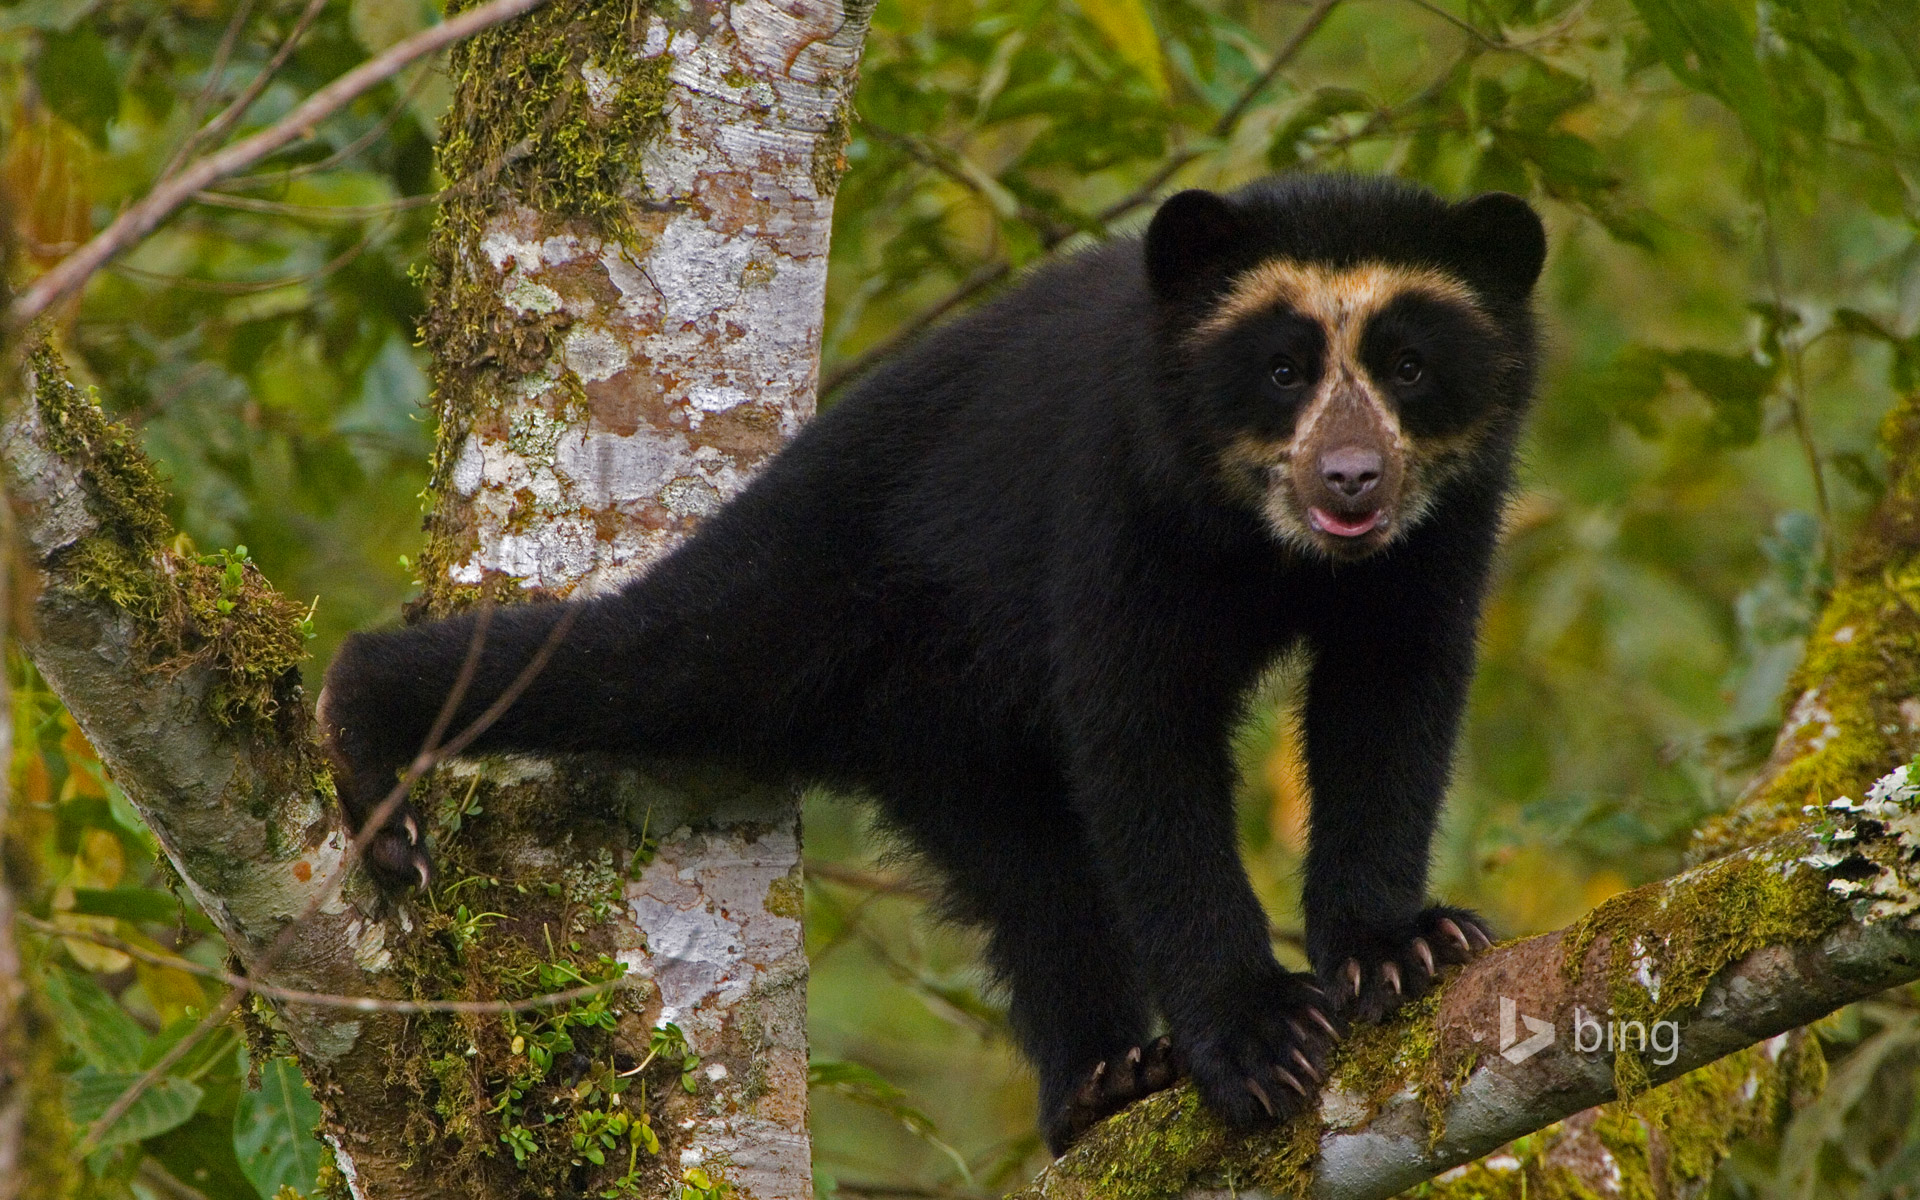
[[1074, 0, 1168, 98], [136, 959, 213, 1026]]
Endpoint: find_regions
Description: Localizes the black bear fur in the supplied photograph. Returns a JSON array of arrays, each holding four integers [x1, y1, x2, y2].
[[321, 173, 1546, 1153]]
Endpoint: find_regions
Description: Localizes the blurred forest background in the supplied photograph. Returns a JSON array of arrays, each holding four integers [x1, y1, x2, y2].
[[4, 0, 1920, 1196]]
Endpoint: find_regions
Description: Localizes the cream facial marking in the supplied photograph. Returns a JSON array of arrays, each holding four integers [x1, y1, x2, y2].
[[1192, 260, 1491, 350], [1197, 260, 1496, 557]]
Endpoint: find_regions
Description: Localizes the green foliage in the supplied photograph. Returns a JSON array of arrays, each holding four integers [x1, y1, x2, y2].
[[232, 1060, 324, 1200], [8, 0, 1920, 1195]]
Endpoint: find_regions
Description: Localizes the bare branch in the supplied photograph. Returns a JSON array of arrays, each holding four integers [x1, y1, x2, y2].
[[6, 0, 550, 327], [187, 0, 331, 165]]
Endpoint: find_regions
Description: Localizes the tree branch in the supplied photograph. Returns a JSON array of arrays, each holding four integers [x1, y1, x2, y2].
[[1016, 816, 1920, 1200], [5, 0, 550, 328], [1, 338, 428, 1187]]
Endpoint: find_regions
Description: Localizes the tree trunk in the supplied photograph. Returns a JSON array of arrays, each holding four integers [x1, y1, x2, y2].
[[401, 0, 869, 1197], [1, 1, 869, 1196]]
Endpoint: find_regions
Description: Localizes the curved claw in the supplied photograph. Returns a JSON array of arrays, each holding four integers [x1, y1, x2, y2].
[[1381, 961, 1402, 995], [1274, 1066, 1308, 1097], [402, 814, 420, 846], [1437, 917, 1473, 954], [1343, 959, 1363, 998], [413, 857, 431, 890], [1244, 1076, 1277, 1118], [1308, 1007, 1339, 1039], [1412, 937, 1435, 976], [1289, 1046, 1321, 1084], [1465, 922, 1493, 951]]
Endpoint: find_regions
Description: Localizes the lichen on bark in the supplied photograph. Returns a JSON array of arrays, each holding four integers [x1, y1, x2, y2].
[[1561, 838, 1845, 1096], [20, 337, 312, 729]]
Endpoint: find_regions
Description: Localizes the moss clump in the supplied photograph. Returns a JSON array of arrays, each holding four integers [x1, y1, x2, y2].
[[1007, 1085, 1319, 1200], [26, 341, 311, 728], [1562, 843, 1843, 1095], [435, 0, 668, 234], [370, 762, 684, 1198], [1324, 989, 1479, 1144], [414, 0, 673, 605], [1695, 391, 1920, 858], [812, 94, 854, 198], [1411, 1034, 1827, 1200]]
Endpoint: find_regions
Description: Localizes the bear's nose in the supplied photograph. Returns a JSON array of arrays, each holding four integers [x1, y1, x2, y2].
[[1320, 447, 1382, 498]]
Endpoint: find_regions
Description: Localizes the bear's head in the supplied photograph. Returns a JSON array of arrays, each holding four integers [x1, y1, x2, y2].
[[1146, 176, 1545, 560]]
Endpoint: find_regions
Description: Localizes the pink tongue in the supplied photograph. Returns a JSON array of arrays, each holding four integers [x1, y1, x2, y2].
[[1310, 507, 1382, 538]]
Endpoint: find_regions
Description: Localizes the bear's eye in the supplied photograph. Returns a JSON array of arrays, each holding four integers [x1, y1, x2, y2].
[[1394, 351, 1424, 385], [1270, 357, 1304, 389]]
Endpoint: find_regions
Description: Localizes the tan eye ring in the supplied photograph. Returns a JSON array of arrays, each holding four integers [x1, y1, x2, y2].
[[1394, 351, 1423, 385], [1271, 357, 1304, 389]]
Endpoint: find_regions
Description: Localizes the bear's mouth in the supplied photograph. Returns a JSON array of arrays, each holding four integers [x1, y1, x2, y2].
[[1308, 507, 1383, 538]]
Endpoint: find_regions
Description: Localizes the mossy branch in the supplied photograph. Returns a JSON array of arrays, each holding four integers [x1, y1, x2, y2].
[[1, 337, 436, 1186], [1017, 814, 1920, 1200]]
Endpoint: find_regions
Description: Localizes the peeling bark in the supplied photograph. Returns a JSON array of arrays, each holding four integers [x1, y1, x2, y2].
[[408, 3, 869, 1198]]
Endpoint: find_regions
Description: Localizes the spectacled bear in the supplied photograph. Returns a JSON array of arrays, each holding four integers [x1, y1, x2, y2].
[[321, 173, 1546, 1154]]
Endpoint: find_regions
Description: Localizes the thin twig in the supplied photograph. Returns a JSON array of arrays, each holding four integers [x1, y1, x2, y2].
[[217, 69, 433, 190], [184, 0, 332, 167], [805, 858, 936, 899], [190, 190, 439, 219], [860, 122, 1073, 242], [1757, 175, 1834, 565], [159, 0, 258, 180], [19, 914, 619, 1015], [110, 223, 384, 294], [8, 0, 551, 327]]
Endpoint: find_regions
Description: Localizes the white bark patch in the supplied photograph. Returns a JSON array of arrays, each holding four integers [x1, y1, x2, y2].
[[504, 277, 563, 315], [626, 819, 802, 1044], [348, 916, 392, 972], [580, 62, 618, 110], [326, 1134, 372, 1200], [450, 435, 485, 497], [564, 326, 630, 383]]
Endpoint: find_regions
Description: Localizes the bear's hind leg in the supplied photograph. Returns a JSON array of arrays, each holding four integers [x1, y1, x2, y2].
[[881, 793, 1170, 1155]]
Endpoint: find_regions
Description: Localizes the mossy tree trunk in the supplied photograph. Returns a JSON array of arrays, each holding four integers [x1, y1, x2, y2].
[[399, 2, 869, 1198], [2, 1, 869, 1197]]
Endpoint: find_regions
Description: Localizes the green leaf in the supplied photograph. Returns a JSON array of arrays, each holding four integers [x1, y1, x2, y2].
[[1627, 0, 1778, 166], [1073, 0, 1167, 97], [65, 1069, 204, 1150], [34, 24, 119, 147], [234, 1058, 324, 1200], [1592, 345, 1670, 439], [1267, 87, 1374, 169], [1665, 348, 1775, 446], [67, 886, 216, 933], [41, 965, 148, 1070]]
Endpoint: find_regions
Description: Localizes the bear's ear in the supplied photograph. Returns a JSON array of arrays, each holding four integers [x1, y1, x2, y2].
[[1145, 189, 1246, 302], [1447, 192, 1546, 301]]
